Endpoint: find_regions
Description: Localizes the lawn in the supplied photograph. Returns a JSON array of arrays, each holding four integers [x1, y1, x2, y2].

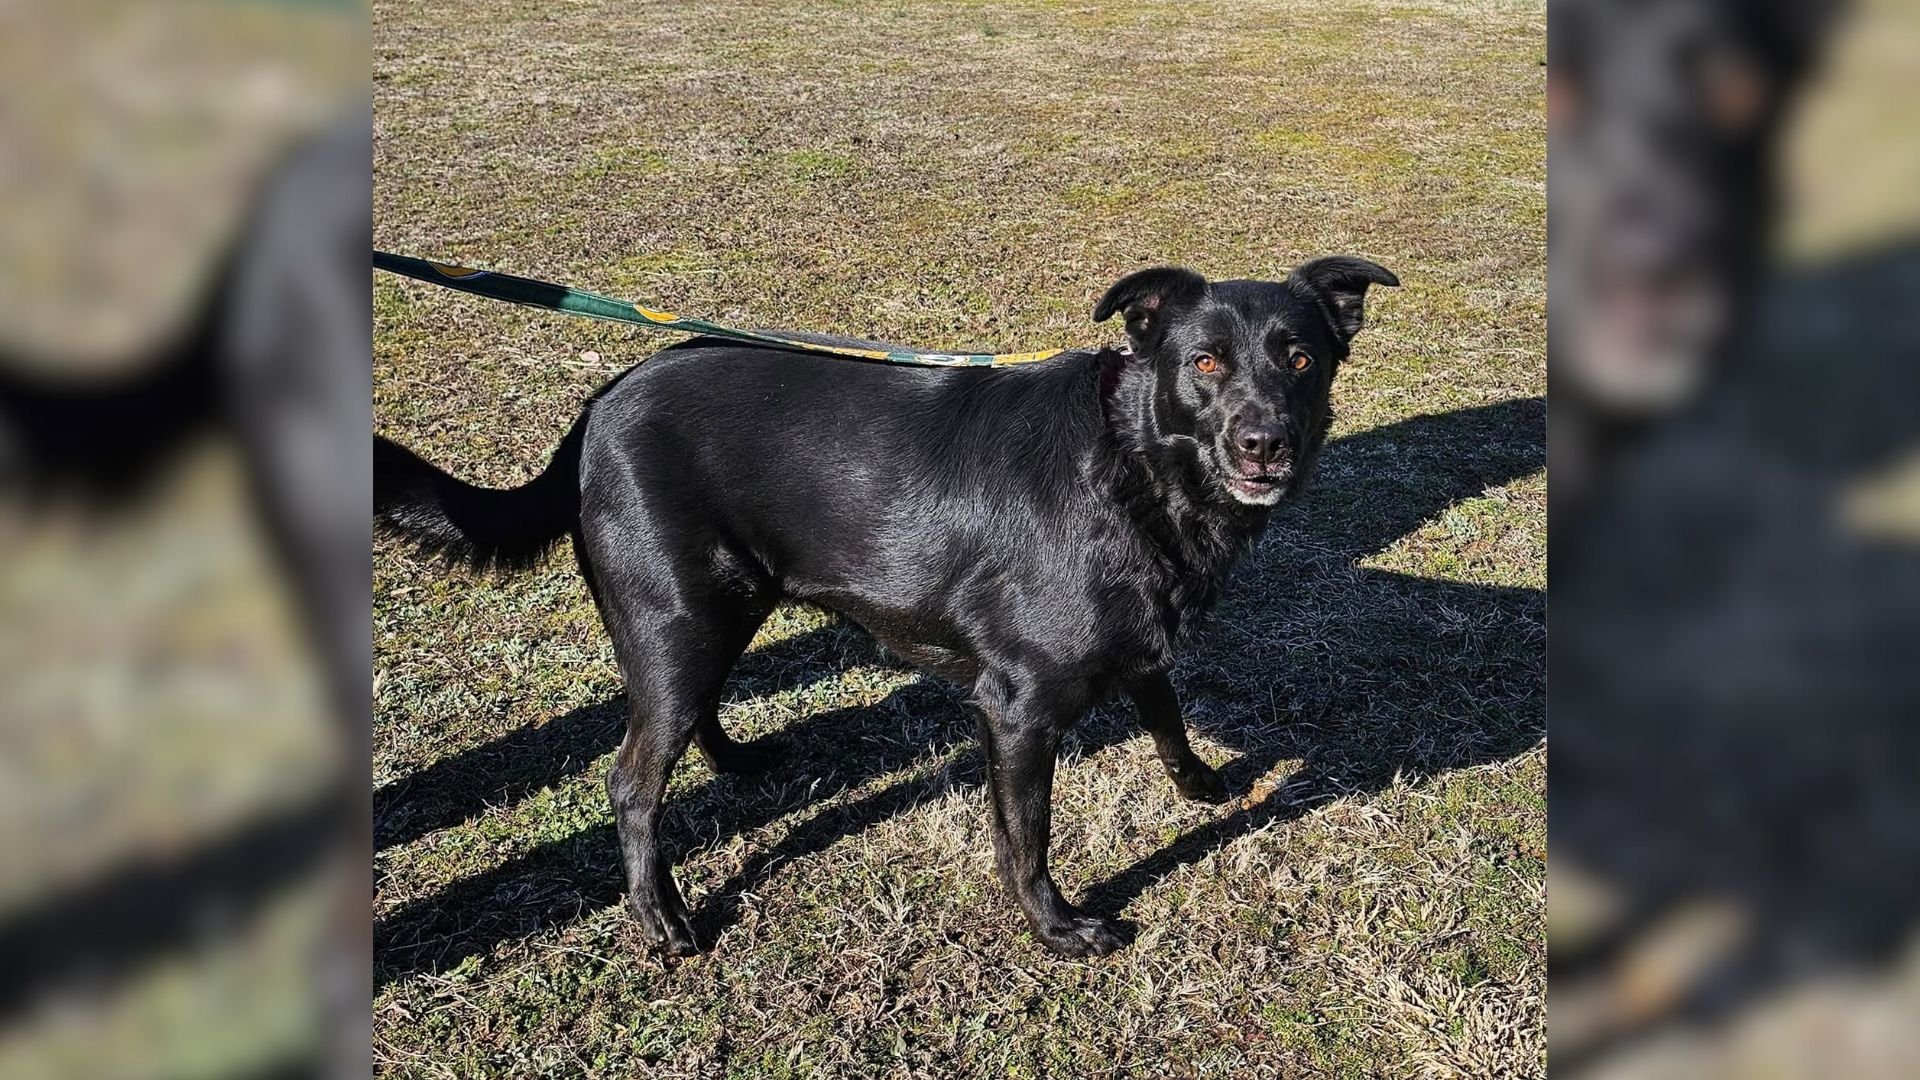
[[373, 0, 1546, 1076]]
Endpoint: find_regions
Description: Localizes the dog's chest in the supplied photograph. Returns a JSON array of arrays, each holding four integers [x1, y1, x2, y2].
[[866, 549, 1188, 684], [1052, 544, 1215, 676]]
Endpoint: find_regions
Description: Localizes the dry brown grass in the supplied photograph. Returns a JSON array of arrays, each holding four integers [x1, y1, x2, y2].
[[374, 0, 1545, 1075]]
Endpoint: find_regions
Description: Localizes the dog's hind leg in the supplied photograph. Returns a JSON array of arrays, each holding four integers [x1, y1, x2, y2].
[[598, 581, 768, 955], [693, 709, 777, 775], [683, 570, 776, 777], [575, 523, 772, 779], [1125, 672, 1228, 804]]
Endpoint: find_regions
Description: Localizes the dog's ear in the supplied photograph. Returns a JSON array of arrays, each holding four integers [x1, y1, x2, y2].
[[1287, 256, 1400, 341], [1093, 267, 1208, 351]]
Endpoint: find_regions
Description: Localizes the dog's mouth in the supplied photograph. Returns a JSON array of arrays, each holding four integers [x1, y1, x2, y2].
[[1218, 457, 1293, 506], [1568, 271, 1729, 414]]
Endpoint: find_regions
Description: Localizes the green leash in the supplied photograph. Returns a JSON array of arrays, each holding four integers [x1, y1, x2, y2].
[[373, 250, 1065, 368]]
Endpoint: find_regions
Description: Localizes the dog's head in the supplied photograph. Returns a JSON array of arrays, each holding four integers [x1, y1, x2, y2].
[[1549, 0, 1837, 414], [1095, 257, 1398, 507]]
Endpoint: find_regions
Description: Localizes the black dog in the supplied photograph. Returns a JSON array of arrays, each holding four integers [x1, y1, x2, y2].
[[1547, 0, 1839, 509], [375, 256, 1397, 956]]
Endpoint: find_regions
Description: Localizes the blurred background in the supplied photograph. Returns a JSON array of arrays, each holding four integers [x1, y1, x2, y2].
[[0, 2, 366, 1078], [1549, 0, 1920, 1074]]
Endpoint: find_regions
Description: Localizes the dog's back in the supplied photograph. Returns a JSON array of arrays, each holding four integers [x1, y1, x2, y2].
[[574, 343, 1133, 672]]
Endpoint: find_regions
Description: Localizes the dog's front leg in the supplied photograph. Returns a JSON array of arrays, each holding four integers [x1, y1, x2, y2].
[[1126, 672, 1228, 803], [974, 683, 1126, 957]]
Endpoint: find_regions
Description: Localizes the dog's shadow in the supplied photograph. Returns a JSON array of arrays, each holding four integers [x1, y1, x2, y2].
[[373, 395, 1545, 986]]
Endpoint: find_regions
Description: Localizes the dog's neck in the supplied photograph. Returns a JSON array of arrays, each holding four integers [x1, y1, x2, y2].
[[1096, 349, 1271, 637]]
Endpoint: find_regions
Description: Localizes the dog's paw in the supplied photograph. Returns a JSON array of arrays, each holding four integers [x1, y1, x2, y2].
[[630, 896, 700, 957], [1169, 758, 1229, 804], [1033, 911, 1129, 958]]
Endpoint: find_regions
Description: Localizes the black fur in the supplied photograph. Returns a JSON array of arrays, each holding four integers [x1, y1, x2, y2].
[[1547, 0, 1841, 509], [374, 416, 586, 573], [375, 257, 1397, 956]]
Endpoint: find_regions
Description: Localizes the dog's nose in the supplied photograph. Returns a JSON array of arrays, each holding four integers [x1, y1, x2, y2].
[[1234, 424, 1286, 466]]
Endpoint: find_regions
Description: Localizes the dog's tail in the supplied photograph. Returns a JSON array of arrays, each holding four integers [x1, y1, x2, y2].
[[374, 414, 586, 573]]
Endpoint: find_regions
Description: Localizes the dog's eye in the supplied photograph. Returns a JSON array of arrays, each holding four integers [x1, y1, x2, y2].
[[1193, 354, 1220, 374], [1290, 351, 1313, 371], [1547, 68, 1580, 132], [1699, 47, 1766, 134]]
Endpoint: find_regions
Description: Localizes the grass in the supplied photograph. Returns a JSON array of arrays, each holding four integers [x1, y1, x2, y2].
[[373, 0, 1545, 1075]]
